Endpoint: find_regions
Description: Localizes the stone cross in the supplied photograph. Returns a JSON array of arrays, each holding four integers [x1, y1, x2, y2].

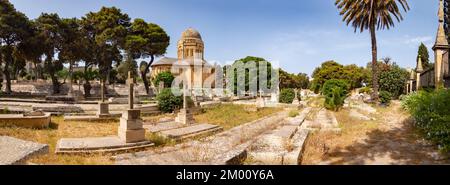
[[183, 84, 188, 109], [100, 80, 105, 102], [128, 71, 134, 110]]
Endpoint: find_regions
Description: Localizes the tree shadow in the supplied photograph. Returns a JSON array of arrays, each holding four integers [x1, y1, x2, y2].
[[322, 118, 449, 165]]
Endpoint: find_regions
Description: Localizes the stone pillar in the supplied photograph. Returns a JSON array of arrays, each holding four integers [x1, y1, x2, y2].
[[118, 72, 145, 143], [127, 71, 134, 110], [175, 85, 194, 125], [256, 90, 265, 108], [97, 80, 109, 117], [118, 109, 145, 143], [433, 0, 450, 89], [292, 89, 300, 105]]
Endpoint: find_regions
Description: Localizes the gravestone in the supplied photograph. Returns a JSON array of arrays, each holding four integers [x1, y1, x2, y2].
[[256, 90, 266, 108], [118, 73, 145, 143], [292, 89, 300, 105], [97, 81, 110, 117], [175, 87, 194, 125]]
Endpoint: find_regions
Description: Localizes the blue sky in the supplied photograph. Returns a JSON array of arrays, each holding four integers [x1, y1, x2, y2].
[[10, 0, 439, 76]]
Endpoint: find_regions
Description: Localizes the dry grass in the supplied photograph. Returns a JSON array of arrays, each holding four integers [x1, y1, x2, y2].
[[0, 116, 118, 165], [301, 108, 379, 164], [194, 104, 282, 130], [301, 101, 447, 165]]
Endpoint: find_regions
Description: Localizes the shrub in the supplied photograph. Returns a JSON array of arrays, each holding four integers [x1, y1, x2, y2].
[[379, 64, 409, 99], [153, 71, 174, 88], [322, 79, 349, 111], [402, 90, 450, 152], [156, 88, 182, 113], [379, 91, 392, 105], [279, 88, 295, 103]]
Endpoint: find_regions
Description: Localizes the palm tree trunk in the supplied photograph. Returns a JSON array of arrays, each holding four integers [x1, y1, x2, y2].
[[370, 23, 379, 101]]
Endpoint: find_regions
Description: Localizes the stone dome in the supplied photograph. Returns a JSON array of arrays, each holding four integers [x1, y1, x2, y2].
[[181, 28, 202, 39]]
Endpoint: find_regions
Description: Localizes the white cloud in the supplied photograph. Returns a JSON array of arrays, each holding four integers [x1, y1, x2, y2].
[[404, 36, 432, 45]]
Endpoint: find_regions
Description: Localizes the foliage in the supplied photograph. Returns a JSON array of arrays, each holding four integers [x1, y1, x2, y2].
[[335, 0, 410, 101], [402, 90, 450, 152], [0, 0, 32, 93], [312, 61, 369, 91], [418, 43, 430, 69], [322, 79, 349, 111], [226, 56, 275, 95], [116, 58, 138, 82], [56, 69, 69, 83], [125, 18, 170, 95], [153, 71, 174, 88], [279, 88, 295, 104], [379, 91, 392, 105], [378, 64, 409, 99], [156, 88, 183, 113], [279, 69, 309, 89], [35, 13, 65, 94]]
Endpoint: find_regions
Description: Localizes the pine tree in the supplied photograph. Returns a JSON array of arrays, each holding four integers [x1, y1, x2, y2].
[[417, 43, 430, 69]]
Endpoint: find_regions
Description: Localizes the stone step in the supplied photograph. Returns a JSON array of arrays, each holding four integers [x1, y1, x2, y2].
[[160, 124, 224, 141], [144, 121, 184, 133], [55, 136, 154, 154]]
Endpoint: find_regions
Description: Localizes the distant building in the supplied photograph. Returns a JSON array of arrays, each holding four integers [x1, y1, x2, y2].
[[408, 0, 450, 92], [151, 28, 216, 89]]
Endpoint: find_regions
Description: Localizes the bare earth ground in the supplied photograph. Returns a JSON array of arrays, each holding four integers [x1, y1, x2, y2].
[[302, 101, 450, 165]]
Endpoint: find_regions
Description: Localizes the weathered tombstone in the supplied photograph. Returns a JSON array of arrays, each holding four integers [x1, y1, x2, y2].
[[118, 72, 145, 143], [292, 89, 300, 105], [97, 80, 110, 117], [256, 90, 266, 108], [175, 85, 194, 125]]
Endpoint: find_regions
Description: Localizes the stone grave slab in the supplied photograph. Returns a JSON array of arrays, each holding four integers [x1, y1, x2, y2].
[[160, 124, 223, 141], [0, 136, 49, 165], [144, 121, 184, 133], [63, 114, 120, 121], [55, 136, 153, 154], [0, 113, 51, 129], [283, 129, 309, 165]]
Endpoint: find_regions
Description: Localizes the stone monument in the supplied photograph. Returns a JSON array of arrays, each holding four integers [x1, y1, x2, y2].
[[118, 72, 145, 143], [256, 90, 266, 108], [175, 85, 194, 125], [292, 89, 300, 105], [97, 80, 110, 117]]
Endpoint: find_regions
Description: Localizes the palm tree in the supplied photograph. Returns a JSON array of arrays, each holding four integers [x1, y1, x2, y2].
[[335, 0, 409, 101]]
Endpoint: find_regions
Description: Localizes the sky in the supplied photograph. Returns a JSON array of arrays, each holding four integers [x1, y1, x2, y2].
[[9, 0, 439, 76]]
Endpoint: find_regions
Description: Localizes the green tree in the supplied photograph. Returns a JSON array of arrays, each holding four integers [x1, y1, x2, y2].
[[59, 18, 86, 87], [0, 0, 31, 94], [227, 56, 274, 95], [379, 63, 409, 99], [153, 71, 175, 88], [279, 69, 310, 89], [322, 79, 349, 111], [417, 43, 430, 69], [35, 13, 65, 94], [335, 0, 409, 101], [116, 57, 138, 82], [81, 7, 130, 98], [125, 18, 170, 95]]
